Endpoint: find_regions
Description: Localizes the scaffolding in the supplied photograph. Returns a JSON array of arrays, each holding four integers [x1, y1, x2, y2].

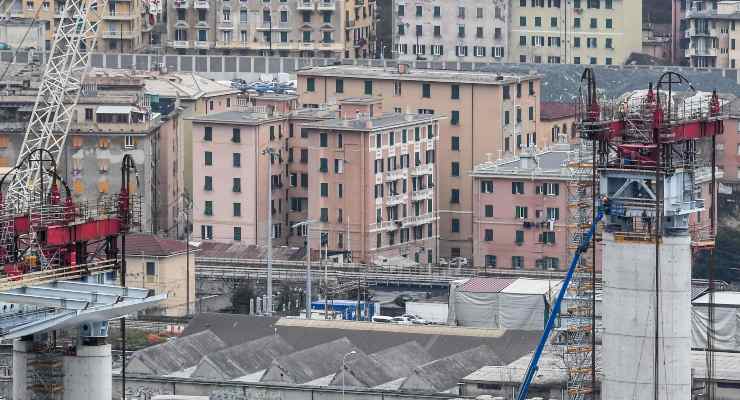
[[27, 345, 64, 400]]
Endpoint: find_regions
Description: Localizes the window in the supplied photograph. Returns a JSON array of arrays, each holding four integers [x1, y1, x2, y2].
[[397, 4, 404, 16], [415, 5, 422, 16], [515, 230, 524, 244], [433, 5, 440, 16], [451, 84, 460, 99], [300, 149, 308, 163], [512, 256, 524, 269], [301, 173, 308, 188], [335, 79, 344, 93], [503, 85, 510, 99], [458, 6, 465, 17], [474, 46, 486, 57], [146, 262, 156, 277], [320, 132, 328, 147], [205, 151, 213, 166], [234, 227, 242, 241], [574, 37, 581, 48], [504, 111, 510, 125], [451, 218, 460, 232], [590, 18, 597, 28], [204, 176, 213, 191], [233, 202, 241, 217], [540, 231, 556, 244], [338, 183, 343, 198], [574, 17, 580, 28], [540, 182, 560, 196], [334, 159, 344, 173], [320, 208, 328, 222], [422, 83, 431, 98], [515, 206, 528, 219], [451, 111, 460, 125], [451, 136, 460, 151], [546, 207, 560, 220], [605, 38, 613, 48], [520, 16, 526, 26], [484, 205, 494, 217], [233, 178, 241, 192], [364, 80, 373, 95], [451, 189, 460, 203], [319, 158, 328, 172], [606, 18, 612, 29], [476, 27, 484, 38], [232, 128, 241, 143], [605, 0, 612, 7], [485, 255, 497, 267], [320, 182, 328, 197], [481, 180, 493, 193], [306, 78, 315, 92], [484, 229, 493, 241], [451, 162, 460, 177], [233, 153, 241, 167], [204, 201, 213, 216], [551, 17, 557, 27], [535, 16, 541, 26]]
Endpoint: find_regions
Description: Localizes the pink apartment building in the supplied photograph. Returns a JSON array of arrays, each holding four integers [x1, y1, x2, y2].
[[297, 65, 541, 261], [299, 97, 444, 264]]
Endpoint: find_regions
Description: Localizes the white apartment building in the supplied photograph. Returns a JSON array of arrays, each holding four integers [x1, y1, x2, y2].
[[388, 0, 509, 62], [510, 0, 642, 65], [684, 0, 740, 68]]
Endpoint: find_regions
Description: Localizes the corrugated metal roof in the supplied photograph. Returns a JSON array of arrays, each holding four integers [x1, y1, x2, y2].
[[500, 278, 562, 295], [461, 278, 516, 293]]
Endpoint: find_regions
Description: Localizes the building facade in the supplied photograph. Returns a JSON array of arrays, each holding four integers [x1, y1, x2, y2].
[[7, 0, 154, 52], [510, 0, 642, 65], [684, 0, 740, 68], [165, 0, 345, 57], [300, 97, 443, 264], [297, 65, 540, 261], [387, 0, 508, 62]]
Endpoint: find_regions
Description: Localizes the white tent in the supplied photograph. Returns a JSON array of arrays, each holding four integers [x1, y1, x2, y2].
[[691, 291, 740, 351]]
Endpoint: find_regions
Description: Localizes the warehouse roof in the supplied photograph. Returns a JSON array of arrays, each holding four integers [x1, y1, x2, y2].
[[400, 345, 503, 392], [126, 330, 227, 375], [501, 278, 562, 296], [369, 341, 433, 378], [189, 335, 295, 380], [261, 337, 358, 384], [327, 350, 395, 388]]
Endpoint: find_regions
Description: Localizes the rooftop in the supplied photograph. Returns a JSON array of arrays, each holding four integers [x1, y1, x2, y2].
[[540, 101, 575, 121], [126, 330, 228, 375], [300, 112, 443, 132], [338, 95, 383, 104], [141, 73, 239, 100], [471, 144, 580, 179], [121, 233, 196, 257], [196, 242, 305, 261], [400, 345, 503, 392], [297, 65, 539, 85], [187, 110, 286, 125], [190, 335, 294, 380]]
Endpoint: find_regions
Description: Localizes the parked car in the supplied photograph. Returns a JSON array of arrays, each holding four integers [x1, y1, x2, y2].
[[402, 314, 429, 325], [439, 257, 469, 268], [371, 315, 393, 323], [391, 316, 413, 325]]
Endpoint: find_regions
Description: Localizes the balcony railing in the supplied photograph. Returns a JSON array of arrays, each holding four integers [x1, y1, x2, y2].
[[387, 194, 406, 206], [168, 40, 190, 48], [384, 169, 407, 182], [193, 0, 209, 8], [103, 11, 135, 19], [297, 0, 314, 10], [102, 30, 137, 39], [402, 213, 436, 227], [317, 0, 335, 10], [174, 0, 189, 8], [194, 41, 212, 49], [411, 188, 433, 201], [411, 164, 433, 176]]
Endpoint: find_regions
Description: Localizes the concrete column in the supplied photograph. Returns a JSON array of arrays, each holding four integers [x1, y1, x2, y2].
[[602, 234, 691, 400], [63, 343, 112, 400], [13, 339, 33, 400]]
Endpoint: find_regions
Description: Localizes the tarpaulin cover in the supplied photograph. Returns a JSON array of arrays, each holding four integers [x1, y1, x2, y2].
[[691, 292, 740, 351]]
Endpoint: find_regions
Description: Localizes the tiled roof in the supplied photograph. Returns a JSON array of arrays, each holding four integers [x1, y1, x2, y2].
[[540, 101, 575, 121], [122, 233, 195, 257]]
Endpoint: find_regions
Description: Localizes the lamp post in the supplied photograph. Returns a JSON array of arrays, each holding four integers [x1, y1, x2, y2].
[[341, 350, 357, 400], [263, 147, 277, 315], [292, 220, 317, 319], [178, 207, 191, 316]]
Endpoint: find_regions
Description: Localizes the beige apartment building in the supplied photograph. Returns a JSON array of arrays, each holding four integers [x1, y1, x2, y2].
[[300, 97, 443, 264], [345, 0, 375, 58], [510, 0, 642, 65], [684, 0, 740, 68], [166, 0, 345, 56], [297, 65, 540, 260], [9, 0, 154, 51]]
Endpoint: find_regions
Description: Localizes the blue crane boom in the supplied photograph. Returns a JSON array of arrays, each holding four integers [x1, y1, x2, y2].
[[515, 210, 604, 400]]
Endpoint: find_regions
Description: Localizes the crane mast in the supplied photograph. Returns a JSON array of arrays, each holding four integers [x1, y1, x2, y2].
[[6, 0, 103, 211]]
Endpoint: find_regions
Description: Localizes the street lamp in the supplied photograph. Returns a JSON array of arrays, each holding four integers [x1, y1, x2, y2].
[[292, 220, 317, 319], [178, 207, 192, 316], [341, 350, 358, 400], [263, 147, 277, 315]]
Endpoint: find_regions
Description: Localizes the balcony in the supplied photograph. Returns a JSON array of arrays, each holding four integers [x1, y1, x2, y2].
[[686, 46, 717, 57], [402, 212, 436, 227], [217, 20, 233, 29], [297, 0, 315, 10], [299, 41, 315, 50], [174, 0, 189, 8], [387, 194, 406, 206], [384, 169, 407, 182], [411, 188, 433, 201], [103, 11, 135, 20], [102, 30, 137, 39], [371, 220, 402, 232], [168, 40, 190, 48], [411, 164, 433, 176], [317, 0, 335, 10], [193, 0, 209, 8], [317, 41, 343, 51], [194, 41, 212, 49], [685, 7, 714, 19]]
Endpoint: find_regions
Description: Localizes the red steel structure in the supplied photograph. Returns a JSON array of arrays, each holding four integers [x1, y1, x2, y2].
[[0, 150, 140, 288]]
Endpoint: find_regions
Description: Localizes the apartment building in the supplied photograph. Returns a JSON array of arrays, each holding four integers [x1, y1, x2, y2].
[[299, 97, 443, 264], [538, 101, 576, 146], [166, 0, 345, 57], [381, 0, 508, 62], [345, 0, 375, 58], [8, 0, 154, 51], [0, 73, 179, 233], [472, 145, 716, 271], [297, 65, 540, 259], [684, 0, 740, 68], [510, 0, 642, 65]]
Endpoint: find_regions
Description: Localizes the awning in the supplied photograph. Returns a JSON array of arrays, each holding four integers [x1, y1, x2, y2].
[[96, 105, 136, 114]]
